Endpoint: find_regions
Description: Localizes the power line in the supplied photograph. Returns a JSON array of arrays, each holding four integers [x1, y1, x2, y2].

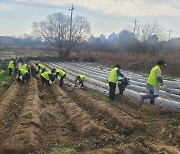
[[1, 1, 180, 37], [75, 8, 132, 22], [0, 15, 36, 20], [4, 0, 69, 9], [4, 1, 133, 22]]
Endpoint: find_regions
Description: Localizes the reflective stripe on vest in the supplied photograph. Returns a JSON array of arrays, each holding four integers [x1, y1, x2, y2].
[[147, 65, 161, 87], [41, 71, 51, 80], [8, 61, 14, 69], [56, 69, 65, 77], [80, 75, 86, 81], [19, 69, 28, 75], [108, 67, 119, 83]]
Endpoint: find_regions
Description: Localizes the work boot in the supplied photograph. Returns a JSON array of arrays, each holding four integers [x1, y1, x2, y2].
[[140, 95, 145, 103], [150, 100, 155, 105]]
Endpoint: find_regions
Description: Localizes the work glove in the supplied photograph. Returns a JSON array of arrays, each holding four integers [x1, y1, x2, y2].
[[123, 75, 127, 79], [161, 83, 167, 89], [161, 83, 171, 93]]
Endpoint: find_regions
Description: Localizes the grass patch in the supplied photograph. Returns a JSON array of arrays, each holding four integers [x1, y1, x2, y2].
[[0, 70, 10, 82], [0, 69, 13, 94], [50, 147, 77, 154], [169, 116, 180, 126]]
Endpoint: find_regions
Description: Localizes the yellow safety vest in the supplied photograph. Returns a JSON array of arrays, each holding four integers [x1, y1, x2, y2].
[[108, 67, 119, 83], [41, 71, 51, 80], [80, 75, 86, 81], [147, 65, 161, 87], [38, 64, 45, 69], [8, 61, 14, 69], [19, 69, 28, 75], [56, 69, 65, 77], [22, 63, 28, 71]]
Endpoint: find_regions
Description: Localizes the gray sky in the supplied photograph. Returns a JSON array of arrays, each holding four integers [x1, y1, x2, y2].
[[0, 0, 180, 38]]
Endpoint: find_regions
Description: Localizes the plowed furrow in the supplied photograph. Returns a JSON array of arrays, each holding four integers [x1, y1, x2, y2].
[[0, 83, 20, 119], [38, 82, 80, 153], [0, 79, 42, 154], [0, 83, 25, 145], [51, 85, 120, 150], [69, 89, 146, 136], [51, 85, 108, 136]]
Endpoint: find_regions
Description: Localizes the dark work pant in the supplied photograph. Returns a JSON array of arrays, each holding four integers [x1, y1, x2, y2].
[[79, 80, 84, 87], [9, 68, 12, 76], [143, 90, 158, 104], [149, 90, 158, 104], [22, 73, 30, 83], [109, 82, 116, 100], [60, 74, 66, 87], [41, 76, 50, 86]]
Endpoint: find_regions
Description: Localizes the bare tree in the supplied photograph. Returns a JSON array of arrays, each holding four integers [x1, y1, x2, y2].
[[32, 12, 91, 58], [135, 23, 161, 42]]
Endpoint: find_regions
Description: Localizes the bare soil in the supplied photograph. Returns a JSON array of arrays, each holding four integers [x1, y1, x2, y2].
[[0, 78, 179, 154]]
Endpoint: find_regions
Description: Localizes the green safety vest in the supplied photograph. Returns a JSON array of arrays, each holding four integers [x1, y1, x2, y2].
[[108, 67, 119, 83], [22, 63, 28, 71], [80, 75, 86, 81], [8, 61, 14, 69], [41, 71, 51, 80], [56, 69, 65, 77], [38, 64, 45, 69], [19, 69, 28, 75], [147, 65, 161, 87]]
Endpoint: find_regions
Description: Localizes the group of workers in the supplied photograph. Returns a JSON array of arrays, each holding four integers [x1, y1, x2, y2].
[[8, 59, 86, 88], [108, 60, 167, 105], [8, 57, 167, 105]]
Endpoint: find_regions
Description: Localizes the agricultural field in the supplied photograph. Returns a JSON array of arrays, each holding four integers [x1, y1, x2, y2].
[[0, 60, 179, 154]]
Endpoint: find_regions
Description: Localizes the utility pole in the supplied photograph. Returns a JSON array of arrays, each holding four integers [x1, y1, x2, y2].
[[167, 29, 172, 40], [69, 4, 74, 41], [133, 19, 139, 35]]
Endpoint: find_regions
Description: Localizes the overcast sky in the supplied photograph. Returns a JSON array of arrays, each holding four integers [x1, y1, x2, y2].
[[0, 0, 180, 38]]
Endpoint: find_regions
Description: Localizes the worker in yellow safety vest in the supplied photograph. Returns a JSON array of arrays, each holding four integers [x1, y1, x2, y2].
[[140, 60, 167, 105], [17, 68, 30, 83], [22, 63, 29, 71], [36, 63, 46, 73], [75, 74, 86, 88], [41, 68, 56, 86], [8, 59, 14, 76], [55, 69, 66, 87], [108, 64, 126, 100]]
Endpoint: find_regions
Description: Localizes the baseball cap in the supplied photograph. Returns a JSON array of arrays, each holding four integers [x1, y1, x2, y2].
[[157, 60, 167, 67]]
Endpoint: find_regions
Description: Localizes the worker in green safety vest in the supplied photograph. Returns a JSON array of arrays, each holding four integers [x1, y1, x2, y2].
[[75, 74, 86, 88], [8, 59, 14, 76], [41, 68, 56, 86], [140, 60, 167, 105], [55, 69, 66, 87], [108, 64, 126, 100], [22, 63, 29, 71], [17, 68, 30, 83], [36, 63, 46, 73]]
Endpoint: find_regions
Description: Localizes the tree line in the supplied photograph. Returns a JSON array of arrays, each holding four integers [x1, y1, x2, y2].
[[0, 12, 180, 57]]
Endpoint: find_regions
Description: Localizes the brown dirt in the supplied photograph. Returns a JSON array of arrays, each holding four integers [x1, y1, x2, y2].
[[0, 78, 179, 154]]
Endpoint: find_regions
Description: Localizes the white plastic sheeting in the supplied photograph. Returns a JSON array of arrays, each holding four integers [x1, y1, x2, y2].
[[47, 62, 180, 110]]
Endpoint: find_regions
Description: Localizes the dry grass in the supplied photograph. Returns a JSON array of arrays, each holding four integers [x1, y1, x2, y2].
[[79, 51, 180, 77]]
